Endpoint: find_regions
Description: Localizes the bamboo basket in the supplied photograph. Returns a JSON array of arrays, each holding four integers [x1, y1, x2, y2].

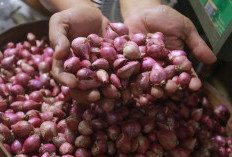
[[0, 21, 231, 157]]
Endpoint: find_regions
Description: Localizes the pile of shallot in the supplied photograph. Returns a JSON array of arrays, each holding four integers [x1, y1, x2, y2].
[[0, 23, 231, 157], [65, 23, 200, 107]]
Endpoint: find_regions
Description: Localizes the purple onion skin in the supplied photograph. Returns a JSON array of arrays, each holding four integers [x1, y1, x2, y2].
[[15, 154, 29, 157], [117, 61, 140, 79], [88, 34, 103, 47], [123, 41, 141, 60], [64, 57, 80, 73], [75, 148, 91, 157], [150, 62, 166, 85], [57, 120, 67, 133], [92, 58, 109, 70], [107, 125, 121, 141], [71, 37, 90, 59], [170, 148, 191, 157], [113, 57, 128, 70], [1, 55, 15, 70], [28, 117, 42, 128], [15, 73, 30, 86], [121, 120, 141, 138], [61, 155, 74, 157], [114, 36, 128, 52], [82, 109, 97, 121], [74, 135, 92, 148], [116, 133, 132, 153], [2, 112, 22, 127], [100, 46, 117, 63], [168, 50, 186, 60], [39, 143, 56, 156], [91, 140, 108, 156], [40, 121, 58, 142], [52, 134, 66, 148], [164, 65, 176, 79], [157, 130, 178, 151], [22, 134, 41, 153], [29, 91, 43, 102], [11, 139, 23, 155], [137, 135, 150, 153], [146, 44, 164, 59], [10, 84, 25, 95], [62, 155, 74, 157], [11, 121, 34, 138], [150, 32, 164, 40], [0, 100, 7, 112], [78, 120, 93, 135], [40, 153, 50, 157], [104, 26, 119, 40], [28, 79, 43, 90], [64, 128, 76, 144], [59, 142, 74, 155], [66, 115, 81, 131], [131, 33, 146, 46], [149, 143, 164, 157], [0, 123, 11, 141]]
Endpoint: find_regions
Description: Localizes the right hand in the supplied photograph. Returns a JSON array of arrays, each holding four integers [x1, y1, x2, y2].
[[50, 4, 109, 104]]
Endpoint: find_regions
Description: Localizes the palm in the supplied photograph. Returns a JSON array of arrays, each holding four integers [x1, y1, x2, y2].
[[124, 5, 216, 64], [50, 6, 109, 46], [64, 8, 109, 40], [123, 5, 216, 91], [49, 6, 109, 104], [124, 5, 189, 50]]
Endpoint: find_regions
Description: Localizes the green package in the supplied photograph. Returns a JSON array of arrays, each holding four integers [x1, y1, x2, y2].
[[200, 0, 232, 35]]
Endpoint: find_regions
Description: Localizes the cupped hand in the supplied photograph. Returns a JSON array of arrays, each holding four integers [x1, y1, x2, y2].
[[49, 4, 109, 104], [124, 5, 216, 64], [123, 5, 217, 91]]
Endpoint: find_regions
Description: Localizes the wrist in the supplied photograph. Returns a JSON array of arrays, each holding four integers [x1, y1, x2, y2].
[[39, 0, 94, 12], [120, 0, 161, 19]]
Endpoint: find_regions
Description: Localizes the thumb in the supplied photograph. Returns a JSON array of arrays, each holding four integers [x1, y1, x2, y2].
[[49, 13, 70, 60], [184, 18, 217, 64]]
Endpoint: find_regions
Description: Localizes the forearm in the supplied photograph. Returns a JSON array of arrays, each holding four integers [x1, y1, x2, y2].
[[39, 0, 94, 12], [120, 0, 161, 19]]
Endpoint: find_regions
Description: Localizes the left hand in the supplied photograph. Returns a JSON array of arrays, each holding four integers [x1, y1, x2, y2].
[[123, 5, 216, 64], [122, 5, 217, 91]]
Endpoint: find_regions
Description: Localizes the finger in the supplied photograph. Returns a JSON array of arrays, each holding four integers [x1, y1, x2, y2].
[[124, 15, 148, 37], [49, 13, 70, 60], [184, 18, 217, 64], [100, 16, 110, 36], [51, 59, 78, 88], [189, 68, 202, 91], [69, 88, 101, 104]]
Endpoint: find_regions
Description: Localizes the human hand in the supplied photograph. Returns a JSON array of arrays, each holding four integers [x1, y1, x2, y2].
[[121, 2, 216, 91], [123, 5, 216, 64], [49, 3, 109, 104]]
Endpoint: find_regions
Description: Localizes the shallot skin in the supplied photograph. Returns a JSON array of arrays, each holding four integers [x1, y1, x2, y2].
[[0, 26, 220, 157], [150, 63, 166, 85], [22, 134, 41, 153], [71, 37, 90, 59], [62, 22, 197, 105]]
